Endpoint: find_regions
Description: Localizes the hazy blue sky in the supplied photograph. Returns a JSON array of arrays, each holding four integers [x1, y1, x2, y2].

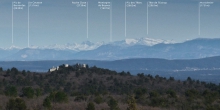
[[0, 0, 219, 48]]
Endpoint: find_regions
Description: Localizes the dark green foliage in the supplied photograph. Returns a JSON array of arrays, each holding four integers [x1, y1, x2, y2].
[[166, 89, 177, 98], [94, 95, 103, 104], [150, 97, 168, 107], [5, 86, 17, 97], [196, 80, 200, 84], [86, 102, 95, 110], [86, 64, 89, 69], [79, 78, 108, 95], [64, 82, 72, 93], [44, 83, 52, 93], [108, 97, 120, 110], [127, 95, 137, 110], [203, 90, 219, 104], [169, 77, 175, 81], [149, 91, 159, 98], [74, 95, 87, 101], [21, 70, 26, 76], [6, 98, 27, 110], [54, 91, 68, 103], [0, 67, 2, 72], [22, 87, 35, 98], [0, 65, 220, 109], [185, 89, 199, 98], [48, 91, 56, 102], [75, 71, 80, 77], [134, 88, 147, 99], [35, 88, 42, 97], [148, 91, 169, 107], [49, 91, 68, 103], [187, 77, 192, 82], [11, 67, 18, 74], [6, 69, 10, 74], [137, 73, 144, 78], [43, 96, 52, 110]]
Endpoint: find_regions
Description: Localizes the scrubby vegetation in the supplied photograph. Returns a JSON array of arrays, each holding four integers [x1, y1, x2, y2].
[[0, 64, 219, 110]]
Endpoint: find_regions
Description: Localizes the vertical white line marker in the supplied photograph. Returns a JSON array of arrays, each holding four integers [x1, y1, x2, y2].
[[125, 2, 126, 37], [147, 2, 149, 35], [12, 2, 14, 45], [28, 2, 30, 47], [199, 3, 200, 35], [87, 2, 88, 38]]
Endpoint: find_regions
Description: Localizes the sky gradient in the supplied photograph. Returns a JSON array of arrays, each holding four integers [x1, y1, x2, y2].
[[0, 0, 219, 48]]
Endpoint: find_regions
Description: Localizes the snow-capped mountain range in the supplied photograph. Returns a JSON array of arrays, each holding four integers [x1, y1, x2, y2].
[[1, 37, 220, 61], [29, 41, 105, 51], [111, 37, 175, 47], [0, 41, 104, 51], [0, 37, 174, 51]]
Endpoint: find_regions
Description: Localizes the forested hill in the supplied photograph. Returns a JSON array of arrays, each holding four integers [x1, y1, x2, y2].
[[0, 64, 220, 110], [1, 56, 220, 72]]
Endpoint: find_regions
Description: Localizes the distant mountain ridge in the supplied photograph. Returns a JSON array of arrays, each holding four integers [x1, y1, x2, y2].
[[0, 56, 220, 83], [71, 38, 220, 60], [1, 55, 220, 72], [1, 38, 220, 61], [1, 37, 173, 51], [110, 37, 174, 47]]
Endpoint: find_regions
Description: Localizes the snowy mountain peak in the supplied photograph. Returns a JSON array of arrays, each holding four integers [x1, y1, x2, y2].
[[125, 39, 138, 45], [137, 37, 174, 46], [0, 45, 22, 50], [120, 37, 175, 46], [38, 42, 103, 51], [1, 37, 174, 51]]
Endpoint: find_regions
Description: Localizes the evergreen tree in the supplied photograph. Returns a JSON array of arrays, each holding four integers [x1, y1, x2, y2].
[[43, 96, 52, 110], [22, 87, 35, 98], [35, 88, 42, 97], [108, 97, 120, 110], [5, 86, 17, 97], [6, 98, 27, 110], [127, 95, 137, 110], [86, 102, 95, 110], [54, 91, 68, 103]]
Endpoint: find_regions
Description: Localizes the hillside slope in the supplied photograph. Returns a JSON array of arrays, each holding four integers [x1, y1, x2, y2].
[[0, 65, 219, 109]]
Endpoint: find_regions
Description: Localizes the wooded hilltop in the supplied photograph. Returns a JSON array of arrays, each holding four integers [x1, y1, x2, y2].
[[0, 64, 219, 110]]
